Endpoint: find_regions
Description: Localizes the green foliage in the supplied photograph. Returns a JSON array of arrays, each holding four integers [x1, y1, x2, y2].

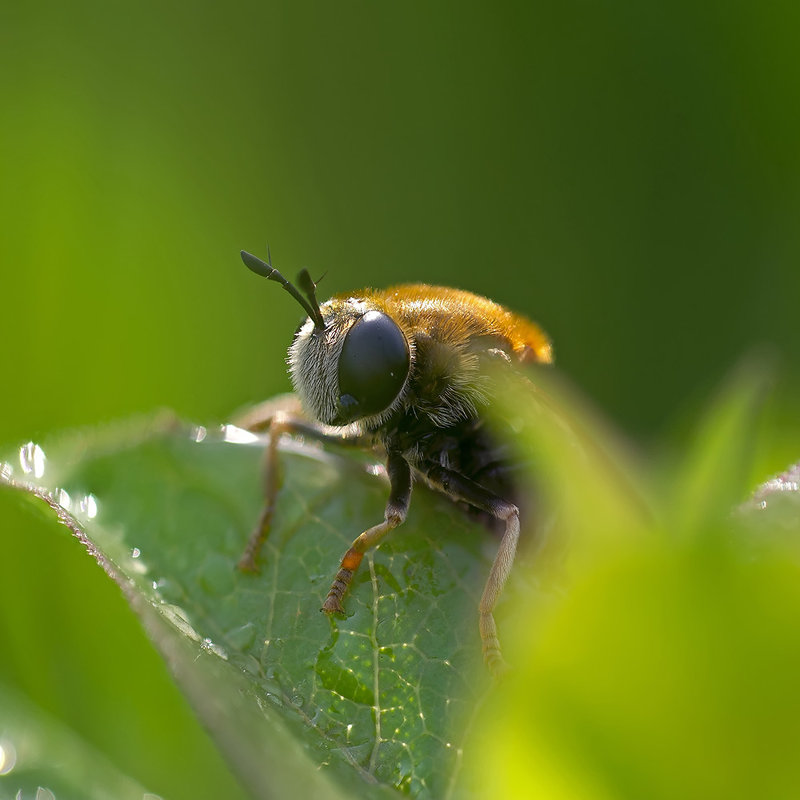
[[0, 685, 152, 800], [3, 365, 799, 799], [3, 3, 800, 798], [468, 368, 800, 799], [2, 419, 511, 798]]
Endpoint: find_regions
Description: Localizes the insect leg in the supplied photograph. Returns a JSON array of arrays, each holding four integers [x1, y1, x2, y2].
[[237, 412, 296, 572], [322, 451, 412, 614], [234, 395, 374, 447], [422, 463, 519, 676], [236, 398, 374, 572], [233, 393, 304, 433]]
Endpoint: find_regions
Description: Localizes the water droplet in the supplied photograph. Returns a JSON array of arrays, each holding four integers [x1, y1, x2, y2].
[[151, 578, 182, 604], [190, 425, 208, 443], [54, 488, 71, 510], [221, 424, 260, 444], [19, 442, 46, 478], [79, 494, 99, 519], [0, 462, 13, 481], [127, 547, 148, 574], [238, 653, 262, 676], [0, 738, 17, 775], [159, 604, 200, 642], [201, 637, 228, 660], [36, 788, 56, 800]]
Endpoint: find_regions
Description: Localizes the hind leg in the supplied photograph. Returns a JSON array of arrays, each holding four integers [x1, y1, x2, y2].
[[422, 462, 520, 676]]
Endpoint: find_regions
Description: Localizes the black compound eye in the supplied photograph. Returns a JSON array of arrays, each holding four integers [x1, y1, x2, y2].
[[337, 310, 410, 422]]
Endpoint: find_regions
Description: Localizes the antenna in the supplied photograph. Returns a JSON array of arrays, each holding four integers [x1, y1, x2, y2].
[[296, 269, 324, 328], [241, 250, 325, 329]]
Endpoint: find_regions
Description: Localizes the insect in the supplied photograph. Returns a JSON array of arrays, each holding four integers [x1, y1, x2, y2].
[[237, 249, 553, 674]]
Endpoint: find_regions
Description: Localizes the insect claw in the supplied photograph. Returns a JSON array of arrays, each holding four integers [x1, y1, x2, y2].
[[321, 596, 345, 615], [237, 552, 261, 573], [485, 651, 510, 678]]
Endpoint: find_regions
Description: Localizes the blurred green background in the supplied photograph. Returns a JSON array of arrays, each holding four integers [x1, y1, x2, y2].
[[2, 1, 799, 798]]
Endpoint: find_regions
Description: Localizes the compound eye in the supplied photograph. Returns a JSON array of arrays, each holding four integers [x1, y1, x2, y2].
[[337, 310, 410, 422]]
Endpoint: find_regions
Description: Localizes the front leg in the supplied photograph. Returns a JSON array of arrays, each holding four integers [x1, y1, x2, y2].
[[237, 411, 298, 572], [235, 396, 373, 572], [322, 451, 412, 614], [422, 462, 520, 676]]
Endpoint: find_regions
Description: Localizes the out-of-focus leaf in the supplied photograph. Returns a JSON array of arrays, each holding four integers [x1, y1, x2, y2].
[[469, 521, 800, 800], [1, 417, 515, 799], [670, 358, 770, 533], [469, 369, 800, 800], [0, 682, 152, 800], [489, 367, 654, 565], [746, 461, 800, 517], [737, 461, 800, 560]]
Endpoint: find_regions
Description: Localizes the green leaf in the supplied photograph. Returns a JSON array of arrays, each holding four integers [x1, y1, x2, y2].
[[670, 358, 770, 533], [0, 681, 153, 800], [466, 371, 800, 800], [2, 417, 506, 799], [738, 461, 800, 555], [469, 529, 800, 800], [488, 367, 655, 567]]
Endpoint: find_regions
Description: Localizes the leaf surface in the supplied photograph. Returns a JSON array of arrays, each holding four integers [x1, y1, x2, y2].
[[2, 419, 500, 799]]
